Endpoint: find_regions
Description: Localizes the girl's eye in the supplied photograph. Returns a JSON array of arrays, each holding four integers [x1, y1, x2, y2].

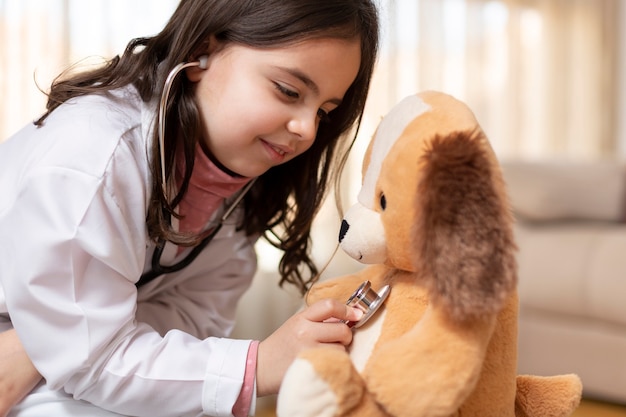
[[317, 108, 331, 123], [274, 83, 299, 99], [274, 82, 331, 123]]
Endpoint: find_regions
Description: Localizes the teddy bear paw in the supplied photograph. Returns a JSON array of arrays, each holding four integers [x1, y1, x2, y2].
[[276, 357, 340, 417]]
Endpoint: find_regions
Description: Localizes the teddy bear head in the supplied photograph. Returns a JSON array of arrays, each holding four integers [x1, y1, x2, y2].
[[338, 91, 517, 320]]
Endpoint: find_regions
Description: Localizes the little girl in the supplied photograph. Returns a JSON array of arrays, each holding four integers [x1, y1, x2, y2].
[[0, 0, 379, 416]]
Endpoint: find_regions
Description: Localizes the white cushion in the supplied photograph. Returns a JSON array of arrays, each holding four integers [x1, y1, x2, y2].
[[515, 222, 626, 326]]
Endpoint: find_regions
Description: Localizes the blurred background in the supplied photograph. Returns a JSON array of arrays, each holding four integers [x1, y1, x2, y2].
[[1, 0, 622, 158], [1, 0, 624, 412]]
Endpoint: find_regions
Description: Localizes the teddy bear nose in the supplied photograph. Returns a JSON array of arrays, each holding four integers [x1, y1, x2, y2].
[[339, 219, 350, 243]]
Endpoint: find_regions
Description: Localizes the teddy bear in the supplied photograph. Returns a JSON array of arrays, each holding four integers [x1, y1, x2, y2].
[[276, 91, 583, 417]]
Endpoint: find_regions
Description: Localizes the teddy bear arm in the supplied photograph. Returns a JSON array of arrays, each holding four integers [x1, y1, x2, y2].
[[278, 348, 390, 417], [366, 307, 497, 417]]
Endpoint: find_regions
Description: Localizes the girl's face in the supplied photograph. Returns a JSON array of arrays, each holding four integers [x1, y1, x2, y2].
[[187, 37, 361, 178]]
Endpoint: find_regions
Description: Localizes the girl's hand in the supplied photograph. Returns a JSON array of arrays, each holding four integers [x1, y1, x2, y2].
[[0, 329, 42, 417], [256, 299, 362, 396]]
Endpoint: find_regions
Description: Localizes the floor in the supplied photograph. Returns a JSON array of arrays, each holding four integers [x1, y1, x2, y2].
[[257, 398, 626, 416], [573, 399, 626, 417]]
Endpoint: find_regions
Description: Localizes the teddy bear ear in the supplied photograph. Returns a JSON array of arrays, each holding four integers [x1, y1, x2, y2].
[[415, 129, 517, 322]]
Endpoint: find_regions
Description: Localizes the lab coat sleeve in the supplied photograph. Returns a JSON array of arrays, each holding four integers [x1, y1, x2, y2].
[[134, 218, 260, 416], [0, 163, 250, 417]]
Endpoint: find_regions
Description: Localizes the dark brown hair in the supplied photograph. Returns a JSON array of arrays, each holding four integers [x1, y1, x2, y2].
[[36, 0, 379, 294]]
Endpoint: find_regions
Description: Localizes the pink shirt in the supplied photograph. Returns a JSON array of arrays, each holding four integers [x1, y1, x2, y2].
[[175, 142, 250, 235]]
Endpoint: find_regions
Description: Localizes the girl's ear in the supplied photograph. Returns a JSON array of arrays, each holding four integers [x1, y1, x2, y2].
[[186, 35, 222, 82], [185, 62, 207, 82]]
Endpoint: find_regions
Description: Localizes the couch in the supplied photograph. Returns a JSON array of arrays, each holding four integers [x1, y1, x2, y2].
[[502, 160, 626, 404]]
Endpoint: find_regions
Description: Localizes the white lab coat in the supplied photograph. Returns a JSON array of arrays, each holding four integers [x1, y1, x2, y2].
[[0, 86, 259, 417]]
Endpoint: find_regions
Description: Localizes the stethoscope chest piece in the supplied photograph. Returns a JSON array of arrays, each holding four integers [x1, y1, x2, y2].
[[344, 280, 391, 329]]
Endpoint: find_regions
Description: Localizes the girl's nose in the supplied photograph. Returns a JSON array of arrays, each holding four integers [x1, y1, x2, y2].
[[286, 110, 317, 143]]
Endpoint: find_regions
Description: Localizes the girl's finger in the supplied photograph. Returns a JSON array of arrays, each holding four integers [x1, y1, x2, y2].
[[303, 299, 363, 323], [311, 321, 355, 345]]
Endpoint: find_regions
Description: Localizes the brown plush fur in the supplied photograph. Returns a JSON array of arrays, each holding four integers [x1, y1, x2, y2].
[[417, 129, 517, 322], [276, 91, 582, 417]]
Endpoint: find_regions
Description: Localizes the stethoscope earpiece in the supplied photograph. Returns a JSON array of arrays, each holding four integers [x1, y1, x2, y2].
[[343, 281, 390, 329], [197, 55, 209, 70]]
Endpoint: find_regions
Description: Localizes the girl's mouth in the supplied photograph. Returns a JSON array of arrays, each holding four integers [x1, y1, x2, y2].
[[261, 139, 291, 162], [272, 145, 286, 156]]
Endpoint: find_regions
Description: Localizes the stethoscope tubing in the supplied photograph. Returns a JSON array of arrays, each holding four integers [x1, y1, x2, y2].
[[158, 60, 204, 197], [136, 222, 222, 287]]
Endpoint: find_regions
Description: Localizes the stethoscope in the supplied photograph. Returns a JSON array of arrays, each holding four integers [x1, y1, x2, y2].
[[341, 281, 391, 329], [136, 55, 255, 287]]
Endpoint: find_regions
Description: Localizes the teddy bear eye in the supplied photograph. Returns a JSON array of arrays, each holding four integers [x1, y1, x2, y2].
[[379, 193, 387, 210]]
